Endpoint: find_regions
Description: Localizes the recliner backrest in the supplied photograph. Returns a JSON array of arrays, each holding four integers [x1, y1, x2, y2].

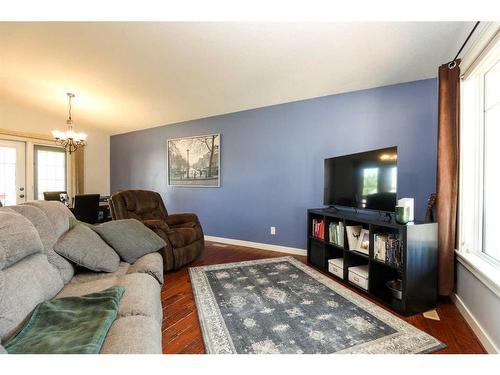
[[110, 190, 169, 222]]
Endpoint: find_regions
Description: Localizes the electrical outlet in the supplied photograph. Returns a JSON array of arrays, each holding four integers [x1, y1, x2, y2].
[[270, 226, 276, 235]]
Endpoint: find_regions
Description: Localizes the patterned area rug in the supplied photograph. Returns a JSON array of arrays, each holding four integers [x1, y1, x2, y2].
[[189, 256, 445, 354]]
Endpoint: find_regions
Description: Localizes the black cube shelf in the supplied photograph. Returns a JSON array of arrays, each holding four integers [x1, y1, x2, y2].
[[307, 208, 438, 316]]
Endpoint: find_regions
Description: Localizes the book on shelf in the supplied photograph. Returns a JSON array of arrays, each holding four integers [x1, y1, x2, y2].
[[386, 234, 403, 266], [328, 222, 344, 247], [373, 233, 403, 266], [346, 225, 362, 251], [311, 218, 324, 240]]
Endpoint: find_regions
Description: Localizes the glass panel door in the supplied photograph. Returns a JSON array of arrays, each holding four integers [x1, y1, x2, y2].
[[34, 145, 67, 200], [0, 140, 26, 206]]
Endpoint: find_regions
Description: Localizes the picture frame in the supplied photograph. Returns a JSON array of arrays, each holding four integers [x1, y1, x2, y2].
[[167, 133, 221, 187], [356, 228, 370, 255]]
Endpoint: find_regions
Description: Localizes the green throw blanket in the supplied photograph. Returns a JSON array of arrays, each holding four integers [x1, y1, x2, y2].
[[5, 286, 125, 354]]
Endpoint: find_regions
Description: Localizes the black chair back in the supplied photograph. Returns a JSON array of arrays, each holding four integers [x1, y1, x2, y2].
[[44, 191, 67, 201], [73, 194, 100, 224]]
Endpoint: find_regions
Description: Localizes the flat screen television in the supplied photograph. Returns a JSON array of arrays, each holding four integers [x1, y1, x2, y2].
[[324, 147, 398, 212]]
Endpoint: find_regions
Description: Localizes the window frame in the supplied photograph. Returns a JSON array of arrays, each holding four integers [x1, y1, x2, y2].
[[33, 144, 68, 201], [458, 30, 500, 296], [481, 59, 500, 266]]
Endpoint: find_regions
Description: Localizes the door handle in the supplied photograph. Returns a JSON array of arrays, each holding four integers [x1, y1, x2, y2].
[[19, 194, 25, 198], [19, 187, 25, 191]]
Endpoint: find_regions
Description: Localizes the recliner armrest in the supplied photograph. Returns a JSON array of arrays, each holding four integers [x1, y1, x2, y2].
[[165, 213, 199, 227], [142, 219, 170, 234]]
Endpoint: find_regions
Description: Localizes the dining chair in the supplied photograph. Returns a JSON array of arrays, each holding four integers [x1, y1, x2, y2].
[[43, 191, 67, 201], [72, 194, 100, 224]]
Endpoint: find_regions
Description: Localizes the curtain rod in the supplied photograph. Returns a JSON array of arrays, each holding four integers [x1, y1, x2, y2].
[[448, 21, 480, 69]]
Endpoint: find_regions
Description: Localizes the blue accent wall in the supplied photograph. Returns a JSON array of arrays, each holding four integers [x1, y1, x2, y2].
[[111, 79, 438, 249]]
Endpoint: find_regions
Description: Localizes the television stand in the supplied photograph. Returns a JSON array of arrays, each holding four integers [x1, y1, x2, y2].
[[307, 207, 438, 316]]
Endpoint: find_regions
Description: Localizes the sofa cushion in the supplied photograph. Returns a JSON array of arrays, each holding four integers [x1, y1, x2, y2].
[[0, 208, 44, 270], [91, 219, 166, 263], [57, 273, 162, 325], [100, 316, 161, 354], [70, 262, 131, 285], [8, 205, 75, 284], [22, 201, 73, 238], [127, 252, 164, 284], [71, 252, 164, 285], [54, 224, 120, 273], [0, 253, 64, 341]]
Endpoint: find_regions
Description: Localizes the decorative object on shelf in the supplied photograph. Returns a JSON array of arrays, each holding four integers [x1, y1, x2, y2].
[[167, 133, 220, 187], [424, 193, 437, 223], [346, 225, 362, 251], [356, 229, 370, 255], [397, 197, 414, 222], [52, 93, 87, 154], [374, 233, 388, 261], [386, 279, 403, 300], [395, 205, 410, 224]]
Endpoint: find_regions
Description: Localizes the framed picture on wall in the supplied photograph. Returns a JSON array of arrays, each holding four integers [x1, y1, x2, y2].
[[167, 133, 220, 187]]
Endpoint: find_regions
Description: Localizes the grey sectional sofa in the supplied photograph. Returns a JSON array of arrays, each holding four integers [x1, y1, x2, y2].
[[0, 201, 163, 354]]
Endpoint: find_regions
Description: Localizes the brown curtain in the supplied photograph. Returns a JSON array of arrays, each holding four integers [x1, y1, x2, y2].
[[70, 148, 85, 195], [436, 60, 460, 296]]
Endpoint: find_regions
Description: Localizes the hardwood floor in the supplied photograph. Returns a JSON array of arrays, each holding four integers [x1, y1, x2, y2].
[[162, 242, 486, 354]]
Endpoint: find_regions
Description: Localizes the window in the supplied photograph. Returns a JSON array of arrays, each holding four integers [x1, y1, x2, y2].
[[459, 34, 500, 266], [483, 60, 500, 262], [390, 167, 397, 193], [362, 168, 379, 196], [34, 145, 67, 200]]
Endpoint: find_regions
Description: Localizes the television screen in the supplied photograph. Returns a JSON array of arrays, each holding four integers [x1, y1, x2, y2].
[[324, 147, 398, 212]]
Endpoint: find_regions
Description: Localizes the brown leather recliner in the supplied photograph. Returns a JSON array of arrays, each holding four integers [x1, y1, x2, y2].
[[109, 189, 204, 271]]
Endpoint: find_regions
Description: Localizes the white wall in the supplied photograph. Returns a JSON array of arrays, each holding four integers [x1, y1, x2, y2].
[[0, 96, 110, 195], [455, 263, 500, 353]]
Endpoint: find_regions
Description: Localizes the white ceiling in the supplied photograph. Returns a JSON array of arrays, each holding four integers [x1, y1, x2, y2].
[[0, 22, 473, 135]]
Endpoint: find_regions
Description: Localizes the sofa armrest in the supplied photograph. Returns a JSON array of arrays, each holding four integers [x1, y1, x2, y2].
[[165, 213, 199, 227], [128, 252, 164, 285]]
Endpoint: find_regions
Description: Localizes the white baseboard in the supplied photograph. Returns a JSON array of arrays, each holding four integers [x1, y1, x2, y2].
[[204, 235, 307, 256], [451, 293, 499, 354]]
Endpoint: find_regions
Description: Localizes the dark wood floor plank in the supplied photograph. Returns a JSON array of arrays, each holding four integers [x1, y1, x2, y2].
[[161, 242, 486, 354]]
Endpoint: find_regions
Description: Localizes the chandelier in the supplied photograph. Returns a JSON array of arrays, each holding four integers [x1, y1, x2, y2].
[[52, 93, 87, 154]]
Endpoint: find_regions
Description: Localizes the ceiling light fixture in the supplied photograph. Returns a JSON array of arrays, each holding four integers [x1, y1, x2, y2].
[[52, 93, 87, 154]]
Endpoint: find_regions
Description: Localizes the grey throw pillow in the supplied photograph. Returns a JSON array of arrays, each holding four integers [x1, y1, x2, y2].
[[91, 219, 166, 264], [54, 224, 120, 272]]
